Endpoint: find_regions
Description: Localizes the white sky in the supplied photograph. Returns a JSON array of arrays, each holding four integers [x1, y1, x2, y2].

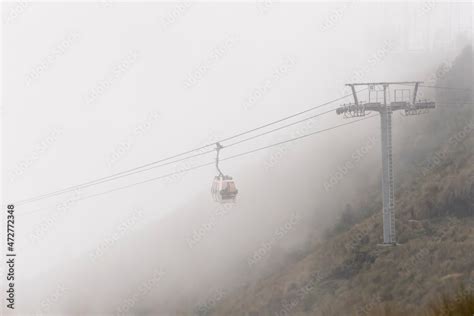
[[1, 1, 472, 314]]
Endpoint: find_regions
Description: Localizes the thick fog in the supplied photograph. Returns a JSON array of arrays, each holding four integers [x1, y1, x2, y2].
[[1, 2, 472, 315]]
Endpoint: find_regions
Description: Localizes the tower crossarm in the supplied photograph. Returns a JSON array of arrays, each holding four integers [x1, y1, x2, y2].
[[412, 101, 436, 110], [344, 81, 421, 86], [389, 101, 409, 111], [336, 101, 435, 116], [336, 102, 382, 115], [402, 100, 436, 116]]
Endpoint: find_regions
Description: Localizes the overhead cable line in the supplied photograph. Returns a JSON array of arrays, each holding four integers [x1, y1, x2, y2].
[[396, 83, 472, 91], [219, 107, 336, 148], [15, 148, 216, 205], [421, 85, 472, 91], [16, 90, 365, 205], [16, 106, 339, 205], [25, 115, 376, 207]]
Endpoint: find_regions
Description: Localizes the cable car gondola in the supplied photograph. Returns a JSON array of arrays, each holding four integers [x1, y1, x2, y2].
[[211, 143, 238, 203]]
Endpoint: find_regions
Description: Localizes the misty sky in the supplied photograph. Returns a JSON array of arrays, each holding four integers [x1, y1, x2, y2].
[[1, 2, 472, 314]]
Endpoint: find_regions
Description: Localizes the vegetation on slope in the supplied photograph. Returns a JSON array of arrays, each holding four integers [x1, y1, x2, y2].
[[211, 46, 473, 316]]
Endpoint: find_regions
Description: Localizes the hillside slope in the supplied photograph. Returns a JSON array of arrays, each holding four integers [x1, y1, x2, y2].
[[212, 47, 474, 316]]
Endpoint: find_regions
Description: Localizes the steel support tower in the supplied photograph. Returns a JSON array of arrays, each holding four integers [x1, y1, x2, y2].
[[336, 82, 435, 245]]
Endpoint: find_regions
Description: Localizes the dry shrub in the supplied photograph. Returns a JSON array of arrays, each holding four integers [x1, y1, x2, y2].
[[426, 286, 474, 316]]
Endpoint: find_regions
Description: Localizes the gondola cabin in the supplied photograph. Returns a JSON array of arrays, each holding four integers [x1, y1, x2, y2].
[[211, 175, 238, 203]]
